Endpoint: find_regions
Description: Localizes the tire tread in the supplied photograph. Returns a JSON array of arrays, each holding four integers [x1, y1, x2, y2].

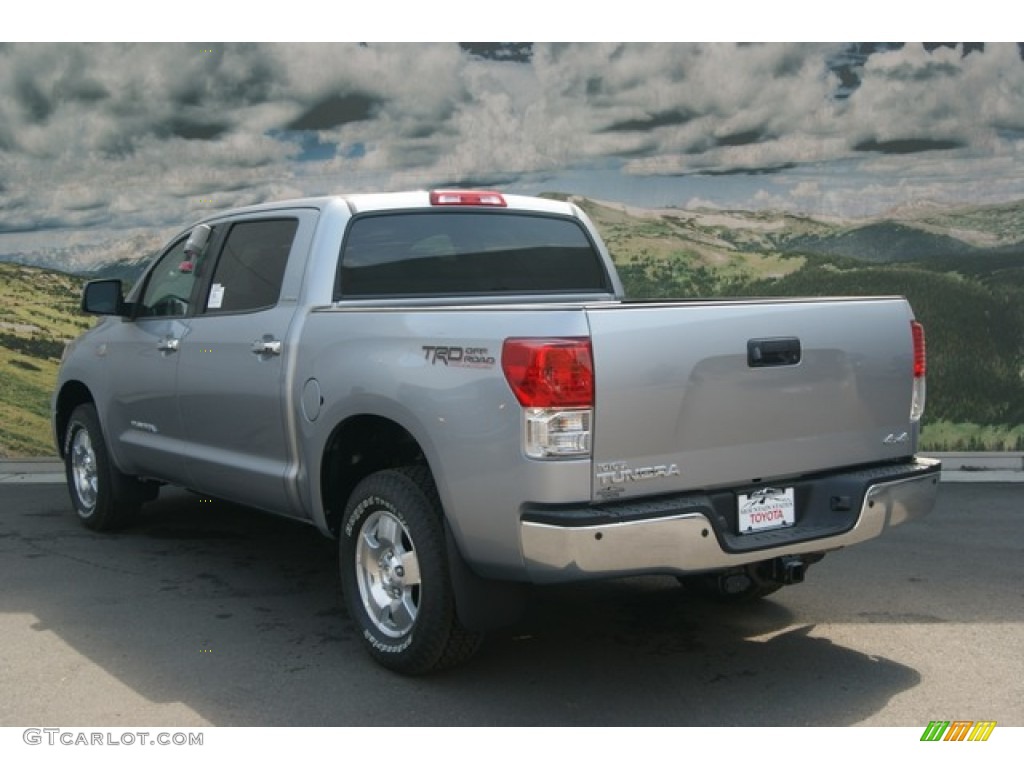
[[64, 403, 143, 531], [340, 465, 484, 674]]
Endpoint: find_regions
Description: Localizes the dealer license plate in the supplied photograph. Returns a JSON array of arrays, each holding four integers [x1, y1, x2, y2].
[[737, 487, 796, 534]]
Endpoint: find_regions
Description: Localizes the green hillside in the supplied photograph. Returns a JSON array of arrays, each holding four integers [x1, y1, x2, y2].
[[0, 263, 88, 457], [782, 222, 984, 263]]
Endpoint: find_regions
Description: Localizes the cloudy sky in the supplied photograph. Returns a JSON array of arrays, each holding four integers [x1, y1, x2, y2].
[[2, 42, 1024, 260]]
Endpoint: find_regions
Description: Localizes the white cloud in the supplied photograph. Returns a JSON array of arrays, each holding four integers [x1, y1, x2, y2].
[[846, 43, 1024, 146], [1, 41, 1023, 251]]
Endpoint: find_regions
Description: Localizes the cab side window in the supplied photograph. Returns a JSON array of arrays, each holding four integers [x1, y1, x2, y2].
[[137, 237, 201, 318], [204, 219, 298, 314]]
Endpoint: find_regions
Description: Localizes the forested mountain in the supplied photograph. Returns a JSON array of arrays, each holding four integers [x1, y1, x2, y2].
[[575, 196, 1024, 451]]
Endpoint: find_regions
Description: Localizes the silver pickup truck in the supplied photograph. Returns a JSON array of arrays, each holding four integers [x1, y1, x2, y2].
[[53, 190, 941, 673]]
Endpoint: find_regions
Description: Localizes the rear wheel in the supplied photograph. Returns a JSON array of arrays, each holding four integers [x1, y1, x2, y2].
[[339, 466, 483, 674], [64, 403, 146, 531]]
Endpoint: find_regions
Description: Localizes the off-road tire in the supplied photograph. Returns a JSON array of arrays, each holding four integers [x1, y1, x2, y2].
[[339, 466, 483, 674], [64, 403, 144, 531]]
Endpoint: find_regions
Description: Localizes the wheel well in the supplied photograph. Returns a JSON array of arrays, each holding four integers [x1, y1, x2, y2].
[[321, 415, 428, 535], [54, 382, 94, 458]]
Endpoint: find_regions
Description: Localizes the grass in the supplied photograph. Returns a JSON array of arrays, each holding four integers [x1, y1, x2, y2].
[[920, 420, 1024, 452], [0, 263, 86, 458]]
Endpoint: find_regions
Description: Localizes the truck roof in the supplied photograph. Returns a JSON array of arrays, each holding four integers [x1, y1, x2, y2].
[[191, 190, 581, 224]]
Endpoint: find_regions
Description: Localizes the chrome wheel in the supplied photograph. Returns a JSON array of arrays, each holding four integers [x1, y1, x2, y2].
[[340, 467, 483, 673], [354, 509, 422, 638], [70, 427, 99, 513], [63, 403, 148, 531]]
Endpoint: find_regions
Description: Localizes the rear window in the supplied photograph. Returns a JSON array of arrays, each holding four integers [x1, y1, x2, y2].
[[336, 212, 610, 298]]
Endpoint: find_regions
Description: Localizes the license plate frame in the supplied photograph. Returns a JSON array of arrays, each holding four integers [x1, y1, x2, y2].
[[737, 487, 796, 534]]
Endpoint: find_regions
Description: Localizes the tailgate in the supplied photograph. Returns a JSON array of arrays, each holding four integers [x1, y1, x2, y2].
[[586, 298, 918, 501]]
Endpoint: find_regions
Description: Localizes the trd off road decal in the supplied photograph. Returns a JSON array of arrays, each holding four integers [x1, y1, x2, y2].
[[422, 345, 495, 368]]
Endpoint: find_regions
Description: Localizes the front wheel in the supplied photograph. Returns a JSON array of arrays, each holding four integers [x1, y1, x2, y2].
[[339, 467, 483, 674], [64, 403, 145, 531]]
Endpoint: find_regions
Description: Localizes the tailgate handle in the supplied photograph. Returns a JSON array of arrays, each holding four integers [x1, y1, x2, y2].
[[748, 337, 801, 368]]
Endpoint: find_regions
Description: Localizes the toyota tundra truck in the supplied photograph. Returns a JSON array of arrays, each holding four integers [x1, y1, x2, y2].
[[52, 189, 941, 674]]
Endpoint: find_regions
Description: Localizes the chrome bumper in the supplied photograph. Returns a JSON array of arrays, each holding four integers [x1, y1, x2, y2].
[[520, 458, 941, 583]]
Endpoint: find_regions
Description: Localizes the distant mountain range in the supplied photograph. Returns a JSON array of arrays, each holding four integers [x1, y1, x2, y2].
[[1, 195, 1022, 456], [567, 196, 1024, 265], [4, 197, 1024, 279], [0, 231, 161, 282]]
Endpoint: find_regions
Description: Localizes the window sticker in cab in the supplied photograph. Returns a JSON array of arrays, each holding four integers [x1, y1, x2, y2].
[[208, 283, 225, 309]]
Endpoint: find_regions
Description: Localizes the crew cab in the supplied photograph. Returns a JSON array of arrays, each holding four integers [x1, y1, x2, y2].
[[53, 190, 941, 673]]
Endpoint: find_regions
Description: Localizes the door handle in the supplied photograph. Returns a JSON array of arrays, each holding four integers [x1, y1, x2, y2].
[[748, 337, 801, 367], [157, 337, 180, 352], [251, 338, 282, 356]]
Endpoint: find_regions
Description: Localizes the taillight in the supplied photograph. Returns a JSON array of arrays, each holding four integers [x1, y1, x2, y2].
[[911, 320, 927, 422], [502, 338, 594, 458], [911, 320, 926, 378], [502, 339, 593, 407], [429, 189, 507, 207]]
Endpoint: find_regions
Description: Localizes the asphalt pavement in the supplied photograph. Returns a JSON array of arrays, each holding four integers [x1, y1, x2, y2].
[[0, 475, 1021, 727]]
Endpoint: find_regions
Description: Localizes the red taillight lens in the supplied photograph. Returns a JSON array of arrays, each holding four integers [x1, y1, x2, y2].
[[502, 338, 594, 408], [911, 321, 926, 379], [429, 189, 507, 207]]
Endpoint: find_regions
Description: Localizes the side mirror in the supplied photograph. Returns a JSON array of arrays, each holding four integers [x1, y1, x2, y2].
[[184, 224, 212, 258], [180, 224, 213, 274], [81, 279, 126, 316]]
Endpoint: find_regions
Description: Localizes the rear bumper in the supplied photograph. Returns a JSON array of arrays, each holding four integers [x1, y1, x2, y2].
[[520, 457, 941, 583]]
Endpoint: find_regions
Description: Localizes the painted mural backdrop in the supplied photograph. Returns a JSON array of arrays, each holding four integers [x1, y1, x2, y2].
[[2, 42, 1023, 456]]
